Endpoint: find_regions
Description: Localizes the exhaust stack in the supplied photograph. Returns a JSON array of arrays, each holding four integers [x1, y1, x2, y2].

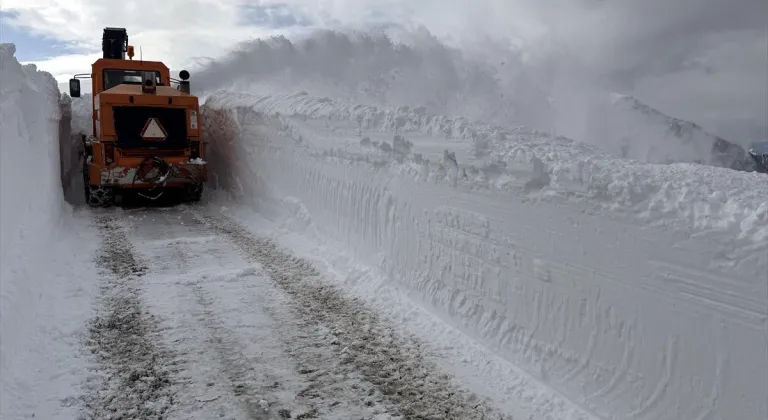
[[102, 27, 128, 59]]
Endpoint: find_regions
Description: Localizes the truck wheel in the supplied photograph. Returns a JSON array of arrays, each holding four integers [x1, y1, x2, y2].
[[85, 184, 113, 207], [186, 183, 203, 202]]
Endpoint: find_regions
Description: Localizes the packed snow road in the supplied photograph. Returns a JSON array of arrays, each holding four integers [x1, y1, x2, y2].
[[78, 204, 511, 420]]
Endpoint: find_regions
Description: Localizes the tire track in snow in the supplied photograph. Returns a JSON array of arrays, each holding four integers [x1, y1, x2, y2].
[[122, 207, 391, 419], [169, 219, 275, 420], [79, 213, 179, 419], [187, 273, 282, 419], [118, 208, 277, 419], [193, 210, 513, 420], [242, 265, 404, 419]]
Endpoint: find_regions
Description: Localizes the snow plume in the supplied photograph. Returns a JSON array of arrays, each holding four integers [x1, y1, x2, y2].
[[193, 29, 527, 126], [202, 92, 767, 420], [192, 28, 751, 170]]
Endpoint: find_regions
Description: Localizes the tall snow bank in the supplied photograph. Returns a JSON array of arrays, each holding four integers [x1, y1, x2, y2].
[[193, 29, 750, 170], [69, 93, 93, 137], [0, 43, 68, 391], [202, 92, 768, 420], [59, 93, 94, 204]]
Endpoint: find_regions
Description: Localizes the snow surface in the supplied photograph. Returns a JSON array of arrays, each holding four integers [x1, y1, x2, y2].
[[578, 93, 750, 170], [0, 44, 102, 419], [219, 202, 600, 420], [4, 27, 768, 420], [201, 88, 768, 420], [21, 41, 556, 419]]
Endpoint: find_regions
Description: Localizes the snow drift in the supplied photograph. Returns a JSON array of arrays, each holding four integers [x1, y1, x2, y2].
[[192, 29, 751, 170], [201, 90, 768, 420]]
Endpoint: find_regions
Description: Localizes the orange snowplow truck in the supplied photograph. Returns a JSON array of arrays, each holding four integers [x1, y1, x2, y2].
[[69, 27, 206, 207]]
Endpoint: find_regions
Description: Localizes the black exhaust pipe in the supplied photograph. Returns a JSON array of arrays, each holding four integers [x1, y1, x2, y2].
[[102, 27, 128, 59]]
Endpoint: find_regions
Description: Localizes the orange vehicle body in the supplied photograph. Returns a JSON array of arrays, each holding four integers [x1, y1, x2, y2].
[[72, 27, 207, 206]]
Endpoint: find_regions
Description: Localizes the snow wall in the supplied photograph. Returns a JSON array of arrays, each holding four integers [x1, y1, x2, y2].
[[0, 44, 69, 397], [201, 92, 768, 420]]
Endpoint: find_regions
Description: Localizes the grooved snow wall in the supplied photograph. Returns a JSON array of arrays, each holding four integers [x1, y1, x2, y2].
[[202, 93, 768, 420], [0, 44, 67, 394]]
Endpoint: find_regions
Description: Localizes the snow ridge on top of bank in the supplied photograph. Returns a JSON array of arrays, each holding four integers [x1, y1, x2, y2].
[[204, 90, 768, 244]]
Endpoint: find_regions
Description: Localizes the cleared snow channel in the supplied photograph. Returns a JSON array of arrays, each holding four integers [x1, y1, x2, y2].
[[4, 33, 768, 420], [86, 205, 518, 419]]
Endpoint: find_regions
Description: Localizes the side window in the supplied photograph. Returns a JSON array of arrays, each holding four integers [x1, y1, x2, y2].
[[103, 71, 114, 90]]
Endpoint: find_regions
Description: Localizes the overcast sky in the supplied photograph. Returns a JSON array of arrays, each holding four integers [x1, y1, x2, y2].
[[1, 0, 765, 143]]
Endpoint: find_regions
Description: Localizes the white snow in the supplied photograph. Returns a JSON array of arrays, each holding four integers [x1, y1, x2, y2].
[[219, 203, 600, 420], [204, 91, 768, 244], [554, 92, 750, 169], [0, 43, 101, 418], [3, 26, 767, 420], [201, 87, 768, 420]]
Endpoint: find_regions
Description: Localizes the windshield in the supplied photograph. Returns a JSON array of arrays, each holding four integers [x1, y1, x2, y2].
[[103, 69, 163, 90]]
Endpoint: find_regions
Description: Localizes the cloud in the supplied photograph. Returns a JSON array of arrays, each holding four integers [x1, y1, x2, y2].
[[632, 29, 768, 142], [237, 3, 314, 28], [1, 0, 317, 81], [0, 11, 88, 61]]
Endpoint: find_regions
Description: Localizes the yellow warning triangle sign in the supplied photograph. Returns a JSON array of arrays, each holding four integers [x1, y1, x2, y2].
[[141, 118, 167, 141]]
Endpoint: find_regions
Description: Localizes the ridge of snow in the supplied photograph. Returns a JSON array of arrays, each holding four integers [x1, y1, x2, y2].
[[204, 90, 767, 243], [607, 93, 750, 169]]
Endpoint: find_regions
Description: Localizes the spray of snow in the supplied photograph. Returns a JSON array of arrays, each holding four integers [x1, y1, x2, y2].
[[0, 43, 100, 419], [192, 29, 750, 170], [201, 89, 768, 420]]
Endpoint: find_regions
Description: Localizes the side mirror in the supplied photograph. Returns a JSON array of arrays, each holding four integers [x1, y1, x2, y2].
[[69, 78, 81, 98]]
